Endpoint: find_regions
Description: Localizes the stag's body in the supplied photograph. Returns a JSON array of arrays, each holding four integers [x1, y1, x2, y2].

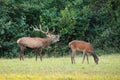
[[17, 37, 52, 48], [17, 25, 60, 61], [69, 40, 99, 64]]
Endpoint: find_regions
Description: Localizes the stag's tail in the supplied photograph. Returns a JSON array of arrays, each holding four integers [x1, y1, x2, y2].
[[17, 39, 20, 43], [91, 52, 99, 64]]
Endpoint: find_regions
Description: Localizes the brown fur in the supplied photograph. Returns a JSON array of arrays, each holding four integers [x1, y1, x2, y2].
[[69, 40, 99, 64], [17, 34, 59, 61]]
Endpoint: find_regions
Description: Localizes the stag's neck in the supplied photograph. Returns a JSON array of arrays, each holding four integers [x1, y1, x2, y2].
[[42, 38, 53, 47]]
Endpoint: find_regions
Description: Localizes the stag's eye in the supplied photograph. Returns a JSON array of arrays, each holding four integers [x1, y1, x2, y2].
[[46, 33, 49, 35]]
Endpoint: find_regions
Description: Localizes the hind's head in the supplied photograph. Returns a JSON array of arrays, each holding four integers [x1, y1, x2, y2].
[[94, 56, 99, 64]]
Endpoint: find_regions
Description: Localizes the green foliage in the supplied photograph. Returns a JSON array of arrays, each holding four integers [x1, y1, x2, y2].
[[0, 0, 120, 58]]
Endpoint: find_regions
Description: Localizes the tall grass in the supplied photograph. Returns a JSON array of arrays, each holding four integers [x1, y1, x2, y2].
[[0, 54, 120, 80]]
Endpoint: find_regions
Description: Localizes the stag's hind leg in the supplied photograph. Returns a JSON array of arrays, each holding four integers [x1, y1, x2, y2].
[[19, 46, 26, 61]]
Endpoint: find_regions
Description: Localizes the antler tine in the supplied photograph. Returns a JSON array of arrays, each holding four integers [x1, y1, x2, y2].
[[39, 24, 46, 33], [51, 27, 55, 33], [33, 25, 50, 34], [46, 27, 49, 33], [39, 24, 49, 33], [33, 25, 43, 32], [33, 25, 39, 31]]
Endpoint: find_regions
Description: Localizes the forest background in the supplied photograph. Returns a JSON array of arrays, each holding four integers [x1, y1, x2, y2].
[[0, 0, 120, 58]]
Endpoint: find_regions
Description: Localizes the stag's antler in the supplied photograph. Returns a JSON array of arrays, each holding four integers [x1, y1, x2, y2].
[[51, 27, 55, 33], [33, 25, 49, 34]]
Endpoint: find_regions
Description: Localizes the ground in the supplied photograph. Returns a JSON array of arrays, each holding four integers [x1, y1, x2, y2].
[[0, 54, 120, 80]]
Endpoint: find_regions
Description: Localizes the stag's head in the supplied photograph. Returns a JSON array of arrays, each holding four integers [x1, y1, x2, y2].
[[33, 25, 60, 43]]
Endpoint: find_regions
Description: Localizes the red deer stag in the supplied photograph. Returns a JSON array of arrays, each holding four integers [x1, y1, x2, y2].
[[17, 25, 60, 61], [69, 40, 99, 64]]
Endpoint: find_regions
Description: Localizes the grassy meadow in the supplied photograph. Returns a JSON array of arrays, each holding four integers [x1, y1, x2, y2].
[[0, 54, 120, 80]]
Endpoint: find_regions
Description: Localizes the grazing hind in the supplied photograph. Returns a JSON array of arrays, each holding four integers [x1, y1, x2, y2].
[[69, 40, 99, 64]]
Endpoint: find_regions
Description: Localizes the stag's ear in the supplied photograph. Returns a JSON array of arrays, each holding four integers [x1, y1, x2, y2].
[[56, 35, 60, 41], [56, 35, 60, 39]]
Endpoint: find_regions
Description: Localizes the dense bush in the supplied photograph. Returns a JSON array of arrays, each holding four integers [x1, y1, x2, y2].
[[0, 0, 120, 58]]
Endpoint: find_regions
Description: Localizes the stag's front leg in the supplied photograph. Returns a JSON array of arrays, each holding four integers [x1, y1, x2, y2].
[[34, 48, 42, 61], [38, 48, 42, 61], [34, 49, 38, 61]]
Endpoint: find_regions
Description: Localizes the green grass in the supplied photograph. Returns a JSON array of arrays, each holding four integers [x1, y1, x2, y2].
[[0, 54, 120, 80]]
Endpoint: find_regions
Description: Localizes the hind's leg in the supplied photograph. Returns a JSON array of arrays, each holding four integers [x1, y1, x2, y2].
[[82, 50, 86, 64], [86, 53, 89, 64], [71, 49, 76, 64]]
